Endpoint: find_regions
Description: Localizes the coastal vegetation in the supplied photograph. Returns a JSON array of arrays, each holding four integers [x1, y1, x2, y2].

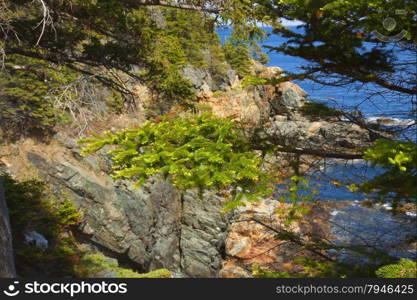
[[0, 0, 416, 278]]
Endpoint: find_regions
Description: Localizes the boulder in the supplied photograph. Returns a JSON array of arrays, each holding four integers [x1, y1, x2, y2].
[[23, 231, 48, 251], [182, 66, 215, 91], [200, 88, 270, 126], [278, 82, 306, 109], [267, 119, 372, 151], [219, 200, 331, 278], [180, 190, 229, 277], [198, 66, 307, 126]]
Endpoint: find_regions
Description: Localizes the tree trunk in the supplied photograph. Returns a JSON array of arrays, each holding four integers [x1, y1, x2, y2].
[[0, 178, 16, 278]]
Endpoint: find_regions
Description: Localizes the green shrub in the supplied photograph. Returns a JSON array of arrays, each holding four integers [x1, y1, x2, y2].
[[223, 39, 254, 77], [80, 112, 272, 211], [376, 259, 417, 278], [360, 140, 417, 203], [0, 55, 79, 135], [77, 254, 172, 278], [0, 6, 237, 135]]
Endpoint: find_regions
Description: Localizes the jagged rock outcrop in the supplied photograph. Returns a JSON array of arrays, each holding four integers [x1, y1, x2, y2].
[[195, 64, 372, 158], [24, 149, 229, 277], [266, 119, 372, 151], [198, 65, 307, 126], [0, 63, 376, 278], [0, 168, 16, 278], [219, 200, 331, 278], [182, 65, 237, 93]]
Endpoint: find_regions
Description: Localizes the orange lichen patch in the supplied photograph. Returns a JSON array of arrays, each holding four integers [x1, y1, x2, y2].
[[259, 66, 284, 80], [0, 157, 12, 168], [220, 200, 333, 278], [219, 260, 251, 278], [197, 66, 307, 127], [282, 263, 296, 271], [305, 122, 323, 135], [199, 91, 265, 126], [226, 220, 285, 264]]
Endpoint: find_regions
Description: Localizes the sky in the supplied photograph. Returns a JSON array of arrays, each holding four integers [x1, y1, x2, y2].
[[256, 18, 305, 27], [279, 18, 305, 27]]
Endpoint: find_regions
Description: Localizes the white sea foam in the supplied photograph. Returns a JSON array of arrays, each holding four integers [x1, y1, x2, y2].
[[405, 211, 417, 218], [366, 116, 416, 126], [382, 203, 393, 210]]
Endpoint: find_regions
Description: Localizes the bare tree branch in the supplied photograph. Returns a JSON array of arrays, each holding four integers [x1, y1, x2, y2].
[[118, 0, 225, 13], [274, 147, 364, 160], [33, 0, 54, 46]]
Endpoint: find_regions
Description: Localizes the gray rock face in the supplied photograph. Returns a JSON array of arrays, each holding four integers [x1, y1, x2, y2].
[[182, 64, 236, 93], [182, 66, 214, 91], [26, 151, 229, 277], [0, 175, 16, 278], [281, 87, 304, 109], [267, 118, 371, 150], [180, 191, 229, 277], [183, 66, 212, 89]]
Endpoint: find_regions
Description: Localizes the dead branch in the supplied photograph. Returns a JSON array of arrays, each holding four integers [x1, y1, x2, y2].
[[33, 0, 55, 46], [118, 0, 226, 13]]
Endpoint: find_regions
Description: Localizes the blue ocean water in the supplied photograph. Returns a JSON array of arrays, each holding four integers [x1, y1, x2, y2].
[[217, 27, 416, 122], [217, 26, 413, 200], [217, 26, 416, 200], [218, 27, 417, 255]]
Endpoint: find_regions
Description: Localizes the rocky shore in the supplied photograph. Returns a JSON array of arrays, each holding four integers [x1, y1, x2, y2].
[[0, 63, 390, 278]]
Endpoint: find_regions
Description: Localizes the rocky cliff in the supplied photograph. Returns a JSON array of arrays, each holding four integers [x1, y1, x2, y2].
[[0, 63, 374, 278], [0, 140, 230, 277]]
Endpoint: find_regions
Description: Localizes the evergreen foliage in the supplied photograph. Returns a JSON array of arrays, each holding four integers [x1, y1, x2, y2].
[[79, 112, 272, 211], [0, 55, 79, 134], [246, 0, 416, 96], [0, 1, 252, 134], [275, 176, 317, 225], [223, 38, 254, 77], [375, 259, 417, 278], [360, 140, 417, 203], [76, 254, 172, 278]]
